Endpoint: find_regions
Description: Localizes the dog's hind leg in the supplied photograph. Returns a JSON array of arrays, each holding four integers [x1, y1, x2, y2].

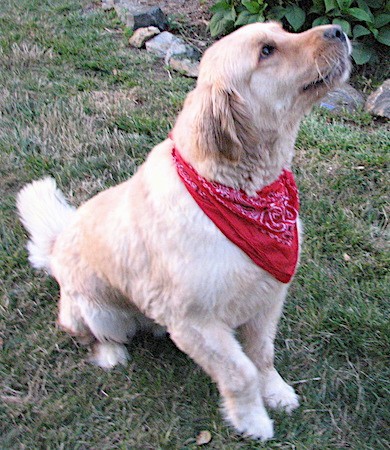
[[169, 320, 274, 441], [239, 296, 299, 413], [57, 290, 94, 344], [82, 303, 134, 369], [57, 288, 134, 369], [89, 341, 130, 369]]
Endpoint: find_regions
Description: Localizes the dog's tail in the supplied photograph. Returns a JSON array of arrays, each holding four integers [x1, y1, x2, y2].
[[16, 178, 76, 272]]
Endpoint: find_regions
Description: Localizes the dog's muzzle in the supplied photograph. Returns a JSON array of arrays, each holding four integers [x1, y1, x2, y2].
[[323, 25, 352, 55]]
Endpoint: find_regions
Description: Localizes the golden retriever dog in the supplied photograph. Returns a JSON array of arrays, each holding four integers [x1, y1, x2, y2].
[[17, 22, 351, 440]]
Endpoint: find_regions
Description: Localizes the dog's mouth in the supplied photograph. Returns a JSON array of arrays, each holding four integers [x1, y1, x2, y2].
[[302, 58, 349, 93], [303, 72, 332, 91]]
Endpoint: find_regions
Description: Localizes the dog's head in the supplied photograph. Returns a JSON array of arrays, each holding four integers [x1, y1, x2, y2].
[[177, 22, 351, 163]]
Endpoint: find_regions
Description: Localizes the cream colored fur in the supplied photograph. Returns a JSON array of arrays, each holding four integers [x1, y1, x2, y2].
[[17, 22, 351, 440]]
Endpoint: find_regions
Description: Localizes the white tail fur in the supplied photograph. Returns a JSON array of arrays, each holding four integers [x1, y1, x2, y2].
[[16, 178, 75, 272]]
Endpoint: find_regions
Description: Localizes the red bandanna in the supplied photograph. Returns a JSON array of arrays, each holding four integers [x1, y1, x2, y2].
[[172, 147, 300, 283]]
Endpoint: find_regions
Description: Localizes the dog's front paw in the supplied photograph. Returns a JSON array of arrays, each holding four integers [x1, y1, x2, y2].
[[262, 370, 299, 413], [89, 342, 130, 369], [238, 413, 274, 441], [223, 403, 274, 441]]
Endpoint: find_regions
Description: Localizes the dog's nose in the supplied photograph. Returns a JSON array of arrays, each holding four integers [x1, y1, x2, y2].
[[323, 25, 346, 42]]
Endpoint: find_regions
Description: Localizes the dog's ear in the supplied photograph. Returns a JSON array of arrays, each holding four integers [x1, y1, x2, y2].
[[193, 85, 258, 163]]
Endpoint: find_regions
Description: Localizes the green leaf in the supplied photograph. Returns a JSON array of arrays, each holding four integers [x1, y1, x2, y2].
[[353, 24, 371, 38], [209, 17, 225, 37], [242, 1, 261, 14], [258, 2, 267, 14], [356, 0, 372, 14], [325, 0, 337, 13], [268, 6, 287, 20], [231, 5, 237, 21], [309, 5, 323, 14], [235, 9, 254, 26], [210, 0, 232, 13], [245, 12, 265, 24], [313, 16, 331, 26], [376, 25, 390, 45], [309, 0, 325, 14], [333, 18, 351, 35], [364, 0, 384, 9], [336, 0, 353, 11], [209, 11, 234, 36], [370, 27, 379, 38], [356, 0, 377, 23], [352, 42, 374, 63], [285, 5, 306, 31], [241, 0, 259, 14], [374, 13, 390, 28], [226, 7, 237, 21], [255, 12, 266, 22], [347, 7, 374, 23]]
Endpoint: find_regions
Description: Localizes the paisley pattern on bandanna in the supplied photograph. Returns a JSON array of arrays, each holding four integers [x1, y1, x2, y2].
[[172, 146, 300, 283]]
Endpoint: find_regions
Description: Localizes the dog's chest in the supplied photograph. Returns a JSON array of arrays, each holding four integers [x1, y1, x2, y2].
[[147, 193, 288, 327], [132, 143, 290, 327]]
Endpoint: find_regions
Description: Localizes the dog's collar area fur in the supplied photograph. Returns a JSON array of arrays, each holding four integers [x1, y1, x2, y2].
[[172, 146, 300, 283]]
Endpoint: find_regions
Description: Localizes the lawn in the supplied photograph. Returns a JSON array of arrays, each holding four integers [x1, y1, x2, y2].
[[0, 0, 389, 448]]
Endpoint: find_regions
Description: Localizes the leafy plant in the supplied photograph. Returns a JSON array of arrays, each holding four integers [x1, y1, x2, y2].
[[209, 1, 236, 36], [309, 0, 390, 64], [209, 0, 268, 37], [209, 0, 390, 65], [236, 1, 269, 25], [268, 3, 306, 31]]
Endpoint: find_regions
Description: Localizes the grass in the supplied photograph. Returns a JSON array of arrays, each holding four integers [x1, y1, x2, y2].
[[0, 0, 389, 448]]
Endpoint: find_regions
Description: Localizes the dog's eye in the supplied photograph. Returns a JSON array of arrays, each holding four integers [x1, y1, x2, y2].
[[260, 45, 275, 59]]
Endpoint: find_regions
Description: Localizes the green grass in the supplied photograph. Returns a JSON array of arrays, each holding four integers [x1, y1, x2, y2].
[[1, 0, 389, 448]]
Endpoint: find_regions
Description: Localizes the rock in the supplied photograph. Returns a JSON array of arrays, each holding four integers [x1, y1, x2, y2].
[[196, 430, 212, 446], [101, 0, 114, 11], [113, 1, 168, 31], [365, 79, 390, 119], [169, 57, 200, 78], [319, 84, 365, 114], [129, 26, 160, 48], [145, 31, 178, 58], [146, 31, 201, 64], [133, 6, 168, 31], [164, 39, 201, 65], [113, 1, 132, 26]]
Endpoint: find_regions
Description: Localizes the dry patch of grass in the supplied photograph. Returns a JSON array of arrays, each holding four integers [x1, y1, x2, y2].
[[0, 42, 54, 68]]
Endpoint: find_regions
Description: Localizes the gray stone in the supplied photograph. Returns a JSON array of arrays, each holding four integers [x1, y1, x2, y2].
[[113, 1, 167, 30], [129, 26, 160, 48], [102, 0, 114, 11], [365, 79, 390, 119], [145, 31, 178, 58], [169, 57, 200, 78], [113, 1, 134, 26], [319, 84, 365, 114], [145, 31, 201, 63], [133, 6, 168, 31], [164, 39, 201, 65]]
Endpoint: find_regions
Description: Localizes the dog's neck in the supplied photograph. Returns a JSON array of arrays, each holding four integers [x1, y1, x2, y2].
[[199, 128, 298, 195], [173, 120, 300, 196], [172, 84, 304, 196]]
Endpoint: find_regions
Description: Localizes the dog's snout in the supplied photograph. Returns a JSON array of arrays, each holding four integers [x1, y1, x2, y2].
[[322, 25, 351, 54], [323, 25, 345, 42]]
